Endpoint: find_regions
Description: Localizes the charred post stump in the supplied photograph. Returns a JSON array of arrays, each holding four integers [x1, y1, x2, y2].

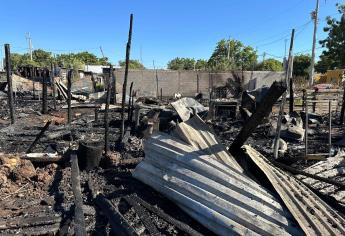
[[112, 67, 117, 104], [4, 44, 15, 124], [120, 14, 133, 140], [230, 81, 286, 154], [70, 154, 87, 236], [42, 69, 48, 114]]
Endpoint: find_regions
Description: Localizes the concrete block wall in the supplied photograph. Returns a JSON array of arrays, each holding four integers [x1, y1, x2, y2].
[[114, 69, 285, 97]]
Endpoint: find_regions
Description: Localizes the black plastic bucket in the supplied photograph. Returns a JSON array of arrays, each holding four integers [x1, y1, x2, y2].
[[77, 140, 103, 171]]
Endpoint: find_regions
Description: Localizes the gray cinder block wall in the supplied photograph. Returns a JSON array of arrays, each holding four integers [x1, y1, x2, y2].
[[114, 69, 284, 97]]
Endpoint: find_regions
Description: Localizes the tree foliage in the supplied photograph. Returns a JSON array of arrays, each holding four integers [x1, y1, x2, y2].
[[208, 39, 257, 71], [167, 57, 195, 70], [316, 3, 345, 72], [118, 59, 145, 69], [293, 54, 311, 77], [9, 49, 109, 70], [256, 58, 283, 71]]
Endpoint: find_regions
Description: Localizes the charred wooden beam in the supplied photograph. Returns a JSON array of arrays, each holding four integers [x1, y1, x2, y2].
[[131, 195, 203, 236], [4, 44, 15, 124], [51, 63, 57, 110], [121, 14, 133, 140], [88, 178, 137, 236], [70, 154, 87, 236], [230, 81, 286, 153], [26, 120, 52, 153]]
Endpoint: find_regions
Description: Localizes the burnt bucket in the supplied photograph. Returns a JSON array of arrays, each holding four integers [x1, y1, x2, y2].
[[77, 140, 103, 171]]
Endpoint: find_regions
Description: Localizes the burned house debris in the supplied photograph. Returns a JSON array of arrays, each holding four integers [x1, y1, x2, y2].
[[1, 4, 345, 235]]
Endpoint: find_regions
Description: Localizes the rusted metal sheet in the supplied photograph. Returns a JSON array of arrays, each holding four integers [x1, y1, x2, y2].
[[243, 145, 345, 236], [134, 132, 303, 236]]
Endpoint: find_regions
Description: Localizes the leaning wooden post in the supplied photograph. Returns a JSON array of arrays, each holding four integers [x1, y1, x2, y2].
[[120, 14, 133, 140], [104, 76, 111, 156], [128, 81, 133, 123], [229, 81, 286, 154], [42, 69, 48, 114], [4, 44, 15, 124], [305, 99, 309, 160], [273, 29, 294, 159], [67, 69, 72, 124]]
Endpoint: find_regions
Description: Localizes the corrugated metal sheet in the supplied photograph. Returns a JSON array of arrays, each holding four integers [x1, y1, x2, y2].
[[296, 155, 345, 207], [243, 145, 345, 236], [133, 132, 303, 235]]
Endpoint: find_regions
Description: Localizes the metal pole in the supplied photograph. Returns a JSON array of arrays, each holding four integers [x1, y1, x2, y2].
[[329, 100, 332, 157], [309, 0, 320, 86], [120, 14, 133, 140], [4, 44, 15, 124]]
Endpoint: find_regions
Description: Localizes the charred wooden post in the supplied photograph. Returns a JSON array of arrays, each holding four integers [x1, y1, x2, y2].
[[104, 77, 111, 156], [130, 89, 135, 122], [120, 14, 133, 140], [42, 69, 48, 114], [128, 81, 133, 123], [329, 100, 332, 157], [67, 70, 72, 124], [289, 77, 294, 113], [160, 87, 163, 100], [305, 99, 309, 160], [340, 85, 345, 124], [70, 154, 87, 236], [229, 81, 286, 154], [112, 68, 117, 104], [197, 73, 200, 93], [94, 108, 99, 122], [4, 44, 15, 124], [302, 89, 306, 111], [51, 63, 57, 110], [26, 120, 52, 153], [155, 68, 159, 98]]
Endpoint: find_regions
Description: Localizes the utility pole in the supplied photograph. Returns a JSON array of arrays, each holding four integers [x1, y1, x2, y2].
[[309, 0, 320, 86], [262, 52, 266, 64], [227, 37, 231, 61], [26, 32, 33, 61]]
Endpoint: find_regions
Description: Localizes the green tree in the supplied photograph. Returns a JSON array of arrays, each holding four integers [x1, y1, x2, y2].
[[195, 59, 208, 70], [208, 39, 257, 71], [167, 57, 196, 70], [119, 59, 145, 69], [256, 58, 283, 71], [293, 54, 311, 77], [317, 3, 345, 72], [32, 49, 52, 67]]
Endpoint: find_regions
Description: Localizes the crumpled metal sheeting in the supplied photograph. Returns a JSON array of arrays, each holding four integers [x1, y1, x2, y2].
[[134, 133, 303, 236], [173, 115, 244, 172], [243, 145, 345, 236]]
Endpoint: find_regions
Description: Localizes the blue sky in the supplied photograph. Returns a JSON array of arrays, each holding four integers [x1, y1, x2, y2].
[[0, 0, 342, 68]]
